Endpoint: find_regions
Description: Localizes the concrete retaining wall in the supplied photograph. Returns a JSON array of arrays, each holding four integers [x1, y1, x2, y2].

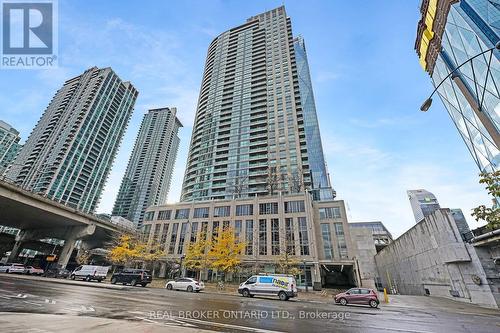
[[375, 209, 499, 308]]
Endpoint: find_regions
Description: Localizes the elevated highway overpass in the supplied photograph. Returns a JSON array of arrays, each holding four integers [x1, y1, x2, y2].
[[0, 179, 133, 267]]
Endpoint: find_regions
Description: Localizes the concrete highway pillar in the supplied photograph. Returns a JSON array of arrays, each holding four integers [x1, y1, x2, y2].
[[7, 230, 30, 262], [58, 238, 77, 269], [57, 225, 96, 269]]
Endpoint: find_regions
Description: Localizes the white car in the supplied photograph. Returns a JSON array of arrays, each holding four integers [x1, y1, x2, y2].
[[24, 266, 44, 275], [0, 263, 25, 274], [165, 277, 205, 292]]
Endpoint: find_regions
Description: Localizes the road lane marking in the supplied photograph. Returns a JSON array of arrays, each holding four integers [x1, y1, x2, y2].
[[22, 301, 42, 307], [134, 313, 285, 333], [133, 316, 160, 324], [174, 317, 285, 333], [130, 312, 195, 326], [81, 306, 95, 312]]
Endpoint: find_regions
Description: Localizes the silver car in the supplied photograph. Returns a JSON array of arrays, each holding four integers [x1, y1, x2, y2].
[[0, 263, 25, 274], [165, 277, 205, 292]]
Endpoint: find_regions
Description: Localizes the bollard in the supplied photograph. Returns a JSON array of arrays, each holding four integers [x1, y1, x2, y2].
[[383, 288, 389, 303]]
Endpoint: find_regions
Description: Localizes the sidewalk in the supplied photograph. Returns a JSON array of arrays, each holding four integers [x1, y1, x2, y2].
[[148, 279, 341, 303], [1, 273, 131, 290], [383, 294, 500, 314]]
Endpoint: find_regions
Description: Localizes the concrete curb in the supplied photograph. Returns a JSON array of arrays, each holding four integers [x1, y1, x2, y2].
[[197, 288, 337, 304], [1, 273, 131, 290]]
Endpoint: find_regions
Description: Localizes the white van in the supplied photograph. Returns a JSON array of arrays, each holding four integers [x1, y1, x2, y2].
[[238, 274, 298, 301], [70, 265, 110, 282]]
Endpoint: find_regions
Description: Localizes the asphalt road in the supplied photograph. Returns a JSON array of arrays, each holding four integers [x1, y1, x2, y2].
[[0, 274, 499, 333]]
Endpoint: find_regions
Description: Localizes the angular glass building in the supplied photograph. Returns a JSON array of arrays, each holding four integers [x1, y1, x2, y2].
[[416, 0, 500, 172], [407, 189, 441, 223], [0, 120, 21, 175], [293, 36, 334, 200], [6, 67, 138, 213], [113, 107, 182, 228], [181, 6, 334, 201]]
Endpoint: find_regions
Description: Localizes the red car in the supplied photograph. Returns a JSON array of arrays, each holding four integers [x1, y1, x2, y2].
[[334, 288, 379, 308]]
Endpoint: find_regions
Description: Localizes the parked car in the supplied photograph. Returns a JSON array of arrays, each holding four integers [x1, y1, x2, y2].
[[165, 277, 205, 292], [24, 266, 44, 275], [0, 263, 25, 274], [334, 288, 380, 308], [238, 274, 298, 301], [43, 267, 70, 279], [70, 265, 110, 282], [111, 268, 152, 287]]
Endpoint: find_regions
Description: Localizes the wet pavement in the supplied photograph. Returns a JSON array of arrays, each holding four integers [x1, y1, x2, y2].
[[0, 274, 499, 333]]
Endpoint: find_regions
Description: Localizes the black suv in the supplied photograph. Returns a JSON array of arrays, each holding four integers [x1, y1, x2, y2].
[[110, 269, 152, 287]]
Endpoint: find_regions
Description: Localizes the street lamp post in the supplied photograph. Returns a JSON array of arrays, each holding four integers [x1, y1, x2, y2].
[[420, 41, 500, 149]]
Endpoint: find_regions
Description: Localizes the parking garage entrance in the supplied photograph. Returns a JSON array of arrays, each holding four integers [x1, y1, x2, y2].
[[320, 264, 357, 289]]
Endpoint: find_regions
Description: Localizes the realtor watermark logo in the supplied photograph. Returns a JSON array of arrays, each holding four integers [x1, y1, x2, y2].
[[1, 0, 57, 68]]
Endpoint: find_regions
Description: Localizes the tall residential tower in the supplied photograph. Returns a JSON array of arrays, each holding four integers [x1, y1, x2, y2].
[[0, 120, 21, 175], [6, 67, 138, 213], [181, 5, 334, 202], [112, 107, 182, 228]]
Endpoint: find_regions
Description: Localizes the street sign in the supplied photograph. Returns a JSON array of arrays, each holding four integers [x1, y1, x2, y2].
[[46, 255, 57, 262]]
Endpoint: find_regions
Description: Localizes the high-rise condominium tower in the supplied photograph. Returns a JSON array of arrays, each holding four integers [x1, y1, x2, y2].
[[6, 67, 138, 213], [113, 107, 182, 228], [181, 6, 334, 201], [0, 120, 21, 175]]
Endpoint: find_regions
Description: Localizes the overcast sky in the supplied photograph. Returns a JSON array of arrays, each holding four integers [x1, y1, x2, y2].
[[0, 0, 491, 237]]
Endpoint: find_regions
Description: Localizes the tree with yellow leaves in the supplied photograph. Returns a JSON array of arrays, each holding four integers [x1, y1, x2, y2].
[[184, 232, 212, 280], [138, 239, 167, 276], [208, 227, 246, 280], [106, 232, 167, 276], [275, 251, 302, 276], [275, 225, 301, 276], [106, 233, 143, 267]]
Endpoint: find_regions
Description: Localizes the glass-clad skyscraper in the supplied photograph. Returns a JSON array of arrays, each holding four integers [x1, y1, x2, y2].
[[0, 120, 21, 175], [113, 107, 182, 228], [293, 36, 334, 200], [6, 67, 138, 213], [416, 0, 500, 172], [181, 6, 334, 201], [407, 189, 441, 223]]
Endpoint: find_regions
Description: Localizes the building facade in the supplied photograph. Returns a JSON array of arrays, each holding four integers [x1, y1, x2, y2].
[[407, 189, 441, 223], [416, 0, 500, 172], [181, 6, 334, 201], [143, 193, 359, 289], [375, 208, 499, 308], [112, 107, 182, 228], [0, 120, 21, 175], [349, 221, 393, 252], [450, 208, 472, 238], [6, 67, 138, 213]]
